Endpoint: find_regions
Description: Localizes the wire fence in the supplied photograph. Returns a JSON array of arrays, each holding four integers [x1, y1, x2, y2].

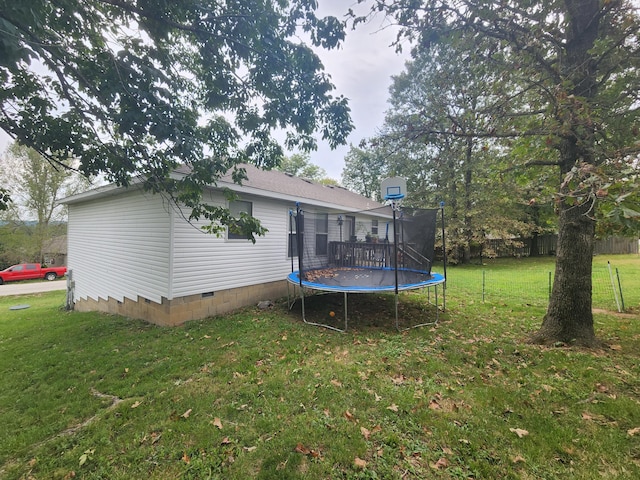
[[448, 261, 633, 313]]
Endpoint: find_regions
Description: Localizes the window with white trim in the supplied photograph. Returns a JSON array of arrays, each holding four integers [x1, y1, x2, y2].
[[315, 213, 328, 255]]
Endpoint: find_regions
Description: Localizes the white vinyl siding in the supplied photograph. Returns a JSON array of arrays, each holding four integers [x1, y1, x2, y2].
[[170, 191, 295, 298], [67, 189, 172, 304], [66, 184, 394, 308]]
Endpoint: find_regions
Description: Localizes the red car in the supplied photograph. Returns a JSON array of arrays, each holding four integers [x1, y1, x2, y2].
[[0, 263, 67, 285]]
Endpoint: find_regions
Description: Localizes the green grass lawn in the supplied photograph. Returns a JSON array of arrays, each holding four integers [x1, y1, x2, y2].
[[0, 255, 639, 479]]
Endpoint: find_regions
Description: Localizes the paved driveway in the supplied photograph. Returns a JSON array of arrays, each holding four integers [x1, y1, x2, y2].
[[0, 280, 67, 297]]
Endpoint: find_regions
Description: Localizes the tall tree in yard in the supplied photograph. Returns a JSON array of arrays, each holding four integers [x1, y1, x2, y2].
[[380, 43, 540, 263], [361, 0, 640, 345], [0, 0, 353, 240], [341, 144, 388, 201], [0, 142, 88, 260]]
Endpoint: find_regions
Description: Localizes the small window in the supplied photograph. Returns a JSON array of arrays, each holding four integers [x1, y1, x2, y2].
[[13, 265, 23, 272], [228, 200, 252, 240], [26, 264, 37, 271], [315, 213, 328, 256], [371, 220, 379, 236]]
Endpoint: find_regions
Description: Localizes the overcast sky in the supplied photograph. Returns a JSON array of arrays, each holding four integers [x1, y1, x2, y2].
[[308, 0, 410, 180], [0, 1, 409, 182]]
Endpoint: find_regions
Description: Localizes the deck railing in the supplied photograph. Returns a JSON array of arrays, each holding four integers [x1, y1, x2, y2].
[[328, 241, 431, 272]]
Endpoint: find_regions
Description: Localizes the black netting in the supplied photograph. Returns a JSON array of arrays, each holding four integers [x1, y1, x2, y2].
[[290, 204, 439, 289]]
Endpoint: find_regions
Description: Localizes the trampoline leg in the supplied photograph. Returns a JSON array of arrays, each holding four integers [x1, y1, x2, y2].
[[287, 282, 298, 310], [299, 289, 348, 333], [394, 294, 400, 331], [344, 292, 348, 332]]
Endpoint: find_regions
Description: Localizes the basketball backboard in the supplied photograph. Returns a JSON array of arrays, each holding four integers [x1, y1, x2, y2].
[[380, 177, 407, 201]]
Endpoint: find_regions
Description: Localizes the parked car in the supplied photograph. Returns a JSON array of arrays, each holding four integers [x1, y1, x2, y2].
[[0, 263, 67, 285]]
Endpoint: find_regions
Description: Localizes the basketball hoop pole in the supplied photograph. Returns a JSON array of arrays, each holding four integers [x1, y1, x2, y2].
[[386, 195, 404, 329]]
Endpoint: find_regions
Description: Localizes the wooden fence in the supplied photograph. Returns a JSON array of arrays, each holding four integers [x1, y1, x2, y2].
[[478, 235, 638, 258]]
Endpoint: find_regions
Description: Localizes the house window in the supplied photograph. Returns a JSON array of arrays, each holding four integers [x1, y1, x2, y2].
[[315, 213, 328, 255], [228, 200, 252, 240], [371, 220, 379, 236]]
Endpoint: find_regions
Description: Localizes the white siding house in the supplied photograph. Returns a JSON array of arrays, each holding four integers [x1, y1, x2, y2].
[[61, 164, 388, 326]]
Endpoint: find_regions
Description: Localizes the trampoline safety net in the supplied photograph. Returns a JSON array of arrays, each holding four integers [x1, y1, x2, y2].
[[290, 205, 439, 291]]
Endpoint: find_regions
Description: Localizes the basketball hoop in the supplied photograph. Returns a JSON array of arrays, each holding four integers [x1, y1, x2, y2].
[[380, 177, 407, 202]]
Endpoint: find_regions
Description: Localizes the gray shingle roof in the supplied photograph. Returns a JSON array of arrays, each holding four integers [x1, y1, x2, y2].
[[215, 163, 384, 212], [62, 163, 385, 212]]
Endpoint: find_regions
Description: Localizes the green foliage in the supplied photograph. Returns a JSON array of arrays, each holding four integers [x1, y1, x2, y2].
[[276, 152, 328, 182], [0, 0, 354, 236], [341, 144, 388, 201], [377, 41, 546, 262]]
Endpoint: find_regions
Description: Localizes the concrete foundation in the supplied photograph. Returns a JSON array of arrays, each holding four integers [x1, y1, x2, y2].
[[73, 280, 288, 326]]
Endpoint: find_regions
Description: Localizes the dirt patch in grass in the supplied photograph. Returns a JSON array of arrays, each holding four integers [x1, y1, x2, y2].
[[593, 308, 639, 319], [286, 291, 442, 331]]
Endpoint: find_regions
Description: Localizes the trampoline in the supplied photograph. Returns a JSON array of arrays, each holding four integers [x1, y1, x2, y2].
[[287, 200, 447, 331]]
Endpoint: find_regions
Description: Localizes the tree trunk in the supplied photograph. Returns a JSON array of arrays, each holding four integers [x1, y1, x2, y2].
[[529, 0, 601, 347], [462, 136, 474, 264], [529, 201, 598, 346]]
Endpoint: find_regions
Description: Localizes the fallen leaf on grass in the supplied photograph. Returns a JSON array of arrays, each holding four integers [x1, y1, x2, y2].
[[131, 401, 142, 409], [344, 410, 356, 422], [627, 427, 640, 436], [181, 408, 192, 419], [330, 379, 343, 387], [512, 455, 526, 463], [294, 443, 321, 458], [295, 443, 310, 455], [428, 399, 441, 410], [354, 457, 367, 469], [509, 428, 529, 438], [244, 446, 257, 452], [360, 426, 371, 440], [212, 417, 223, 429], [386, 403, 399, 412], [182, 452, 190, 464], [430, 457, 449, 469]]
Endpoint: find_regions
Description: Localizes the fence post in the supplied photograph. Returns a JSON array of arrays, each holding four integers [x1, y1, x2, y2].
[[607, 261, 622, 313], [482, 270, 485, 303], [616, 267, 625, 312]]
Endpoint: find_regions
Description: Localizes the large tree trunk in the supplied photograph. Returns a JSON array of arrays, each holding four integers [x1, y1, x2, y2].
[[529, 0, 601, 347], [529, 201, 597, 346]]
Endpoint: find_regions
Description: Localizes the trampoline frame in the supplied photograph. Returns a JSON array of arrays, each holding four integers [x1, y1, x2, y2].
[[287, 268, 446, 332]]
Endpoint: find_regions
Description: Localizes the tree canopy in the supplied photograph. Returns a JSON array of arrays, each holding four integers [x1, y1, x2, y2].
[[276, 152, 328, 182], [0, 0, 353, 237], [358, 0, 640, 345]]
